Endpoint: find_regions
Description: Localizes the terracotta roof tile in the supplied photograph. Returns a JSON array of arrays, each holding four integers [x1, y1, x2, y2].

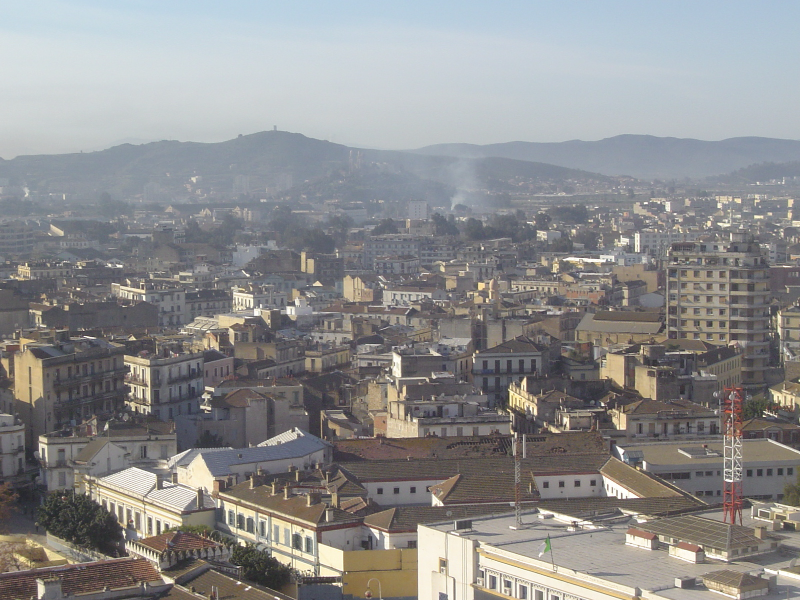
[[0, 558, 161, 599]]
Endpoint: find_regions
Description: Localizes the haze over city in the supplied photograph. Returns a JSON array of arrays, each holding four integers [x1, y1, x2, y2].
[[3, 1, 800, 158], [4, 4, 800, 600]]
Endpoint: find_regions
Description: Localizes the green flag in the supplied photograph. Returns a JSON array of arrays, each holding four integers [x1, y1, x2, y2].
[[538, 535, 551, 557]]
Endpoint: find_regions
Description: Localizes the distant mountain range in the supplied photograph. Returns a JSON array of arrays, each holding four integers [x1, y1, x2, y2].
[[0, 131, 610, 199], [413, 135, 800, 180], [4, 132, 800, 201]]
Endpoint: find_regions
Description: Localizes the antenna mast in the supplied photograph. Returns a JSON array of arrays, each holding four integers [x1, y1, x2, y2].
[[722, 386, 744, 526]]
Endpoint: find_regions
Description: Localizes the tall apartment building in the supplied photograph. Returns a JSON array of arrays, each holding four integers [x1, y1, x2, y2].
[[15, 337, 128, 446], [125, 350, 204, 421], [0, 221, 35, 257], [666, 232, 770, 389]]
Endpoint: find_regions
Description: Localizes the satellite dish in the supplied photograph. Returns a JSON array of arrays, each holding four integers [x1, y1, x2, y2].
[[33, 451, 40, 460], [122, 413, 130, 422], [446, 511, 452, 517]]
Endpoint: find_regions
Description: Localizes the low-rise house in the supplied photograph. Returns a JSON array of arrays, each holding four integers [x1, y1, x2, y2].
[[126, 530, 230, 570], [615, 438, 800, 500], [38, 417, 176, 493], [472, 335, 558, 405], [87, 467, 217, 540], [575, 310, 665, 345], [172, 428, 331, 491], [608, 398, 720, 439], [215, 479, 363, 573], [0, 558, 168, 600]]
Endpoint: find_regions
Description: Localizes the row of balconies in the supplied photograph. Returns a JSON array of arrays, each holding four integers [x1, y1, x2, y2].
[[53, 366, 128, 388]]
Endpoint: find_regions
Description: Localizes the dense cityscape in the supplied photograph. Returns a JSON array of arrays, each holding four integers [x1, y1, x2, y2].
[[1, 142, 800, 600], [5, 2, 800, 600]]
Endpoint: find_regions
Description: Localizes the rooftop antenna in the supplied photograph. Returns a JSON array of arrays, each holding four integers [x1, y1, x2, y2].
[[716, 386, 744, 525], [511, 432, 526, 529]]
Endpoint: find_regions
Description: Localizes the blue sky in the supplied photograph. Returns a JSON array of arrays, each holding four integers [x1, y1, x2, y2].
[[1, 1, 799, 157]]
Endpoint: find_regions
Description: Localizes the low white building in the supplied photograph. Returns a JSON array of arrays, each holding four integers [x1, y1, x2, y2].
[[87, 467, 217, 540], [0, 413, 25, 484], [615, 438, 800, 501], [38, 417, 177, 493]]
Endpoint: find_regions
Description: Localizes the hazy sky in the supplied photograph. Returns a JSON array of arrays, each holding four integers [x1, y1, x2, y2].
[[2, 1, 800, 158]]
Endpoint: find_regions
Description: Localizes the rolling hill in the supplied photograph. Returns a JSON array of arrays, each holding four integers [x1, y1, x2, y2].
[[413, 135, 800, 180]]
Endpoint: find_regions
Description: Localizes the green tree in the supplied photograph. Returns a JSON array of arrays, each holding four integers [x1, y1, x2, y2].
[[371, 218, 399, 235], [743, 396, 770, 420], [534, 212, 551, 229], [784, 471, 800, 506], [37, 492, 122, 554], [431, 213, 459, 236], [196, 431, 227, 448], [231, 544, 293, 590]]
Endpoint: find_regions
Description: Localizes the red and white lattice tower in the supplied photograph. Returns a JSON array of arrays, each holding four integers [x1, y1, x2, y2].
[[722, 386, 744, 526]]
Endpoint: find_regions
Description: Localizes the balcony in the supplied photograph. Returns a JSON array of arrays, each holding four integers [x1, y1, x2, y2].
[[53, 366, 128, 389], [167, 370, 202, 384], [56, 387, 127, 408]]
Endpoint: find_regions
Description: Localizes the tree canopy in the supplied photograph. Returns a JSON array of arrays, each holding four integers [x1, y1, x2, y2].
[[231, 544, 293, 590], [37, 492, 122, 554], [371, 218, 399, 236]]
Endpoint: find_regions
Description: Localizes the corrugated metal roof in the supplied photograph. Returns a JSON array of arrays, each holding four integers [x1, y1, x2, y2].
[[99, 467, 157, 496], [194, 435, 328, 477]]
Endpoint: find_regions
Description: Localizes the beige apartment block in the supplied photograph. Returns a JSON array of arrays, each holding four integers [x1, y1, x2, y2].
[[666, 232, 770, 389], [15, 337, 127, 446]]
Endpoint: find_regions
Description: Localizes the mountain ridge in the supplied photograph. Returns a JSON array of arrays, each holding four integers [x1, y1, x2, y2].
[[412, 134, 800, 179]]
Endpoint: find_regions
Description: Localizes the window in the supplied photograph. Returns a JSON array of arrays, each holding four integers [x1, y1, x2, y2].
[[259, 520, 266, 537], [590, 479, 597, 486], [440, 558, 448, 575], [292, 533, 302, 550], [767, 469, 773, 476], [284, 529, 290, 546], [542, 481, 549, 489], [519, 585, 528, 600], [574, 480, 581, 487], [558, 481, 565, 488], [747, 469, 753, 477], [305, 536, 313, 553], [237, 513, 245, 529], [246, 517, 254, 533], [377, 487, 383, 495], [394, 487, 400, 495], [274, 525, 280, 544], [58, 471, 66, 487], [488, 575, 497, 590], [789, 468, 795, 476], [410, 486, 416, 494], [778, 468, 784, 476], [757, 469, 763, 477]]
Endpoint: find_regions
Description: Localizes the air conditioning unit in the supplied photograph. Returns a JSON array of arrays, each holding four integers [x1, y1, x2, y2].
[[476, 578, 484, 587]]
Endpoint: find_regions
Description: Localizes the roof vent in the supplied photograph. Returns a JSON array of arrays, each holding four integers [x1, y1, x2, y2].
[[674, 576, 695, 589]]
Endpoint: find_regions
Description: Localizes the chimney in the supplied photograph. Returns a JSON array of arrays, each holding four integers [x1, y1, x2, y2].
[[172, 472, 179, 484], [307, 493, 320, 507], [754, 525, 767, 539], [271, 481, 279, 496], [37, 577, 62, 600], [326, 508, 335, 523], [155, 476, 163, 490], [284, 486, 291, 500], [295, 469, 302, 482], [196, 487, 204, 508], [331, 492, 340, 509], [212, 479, 226, 495]]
